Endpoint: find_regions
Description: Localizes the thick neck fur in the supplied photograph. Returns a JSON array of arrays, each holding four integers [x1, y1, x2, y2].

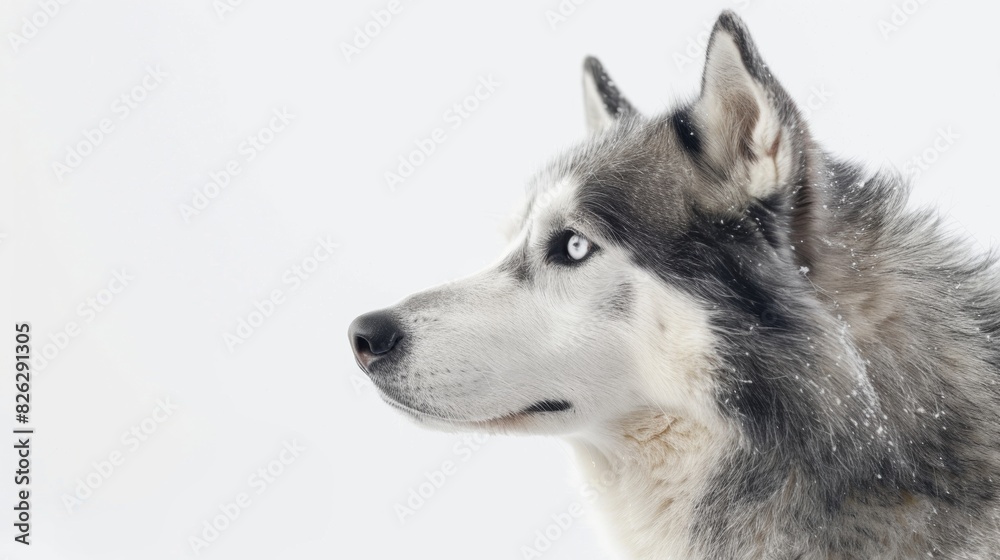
[[570, 413, 736, 559]]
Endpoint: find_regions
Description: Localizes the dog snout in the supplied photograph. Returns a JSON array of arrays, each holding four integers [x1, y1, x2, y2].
[[349, 310, 403, 371]]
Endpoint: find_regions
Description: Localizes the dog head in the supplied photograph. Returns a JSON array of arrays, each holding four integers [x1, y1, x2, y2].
[[350, 12, 820, 437]]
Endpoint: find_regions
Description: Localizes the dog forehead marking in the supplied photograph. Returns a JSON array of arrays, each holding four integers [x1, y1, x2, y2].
[[525, 174, 580, 230]]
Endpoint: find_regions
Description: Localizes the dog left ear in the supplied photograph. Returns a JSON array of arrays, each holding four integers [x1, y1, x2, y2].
[[692, 12, 804, 203], [582, 56, 635, 133]]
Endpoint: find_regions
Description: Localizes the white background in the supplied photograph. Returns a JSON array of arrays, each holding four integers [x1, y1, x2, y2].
[[1, 0, 998, 558]]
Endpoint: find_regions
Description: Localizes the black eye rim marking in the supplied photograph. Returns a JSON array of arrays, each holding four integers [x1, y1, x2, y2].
[[545, 229, 599, 266]]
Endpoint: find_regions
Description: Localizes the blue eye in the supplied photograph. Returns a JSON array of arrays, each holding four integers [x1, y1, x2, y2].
[[547, 230, 597, 265], [567, 234, 590, 260]]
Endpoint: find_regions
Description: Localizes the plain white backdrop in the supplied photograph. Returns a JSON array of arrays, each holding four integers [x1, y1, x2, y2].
[[1, 0, 998, 558]]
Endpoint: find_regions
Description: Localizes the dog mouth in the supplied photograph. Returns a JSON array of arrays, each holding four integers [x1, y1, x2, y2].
[[382, 396, 573, 425], [519, 400, 573, 414]]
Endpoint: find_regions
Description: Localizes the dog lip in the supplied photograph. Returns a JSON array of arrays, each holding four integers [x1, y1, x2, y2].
[[520, 400, 573, 414], [381, 396, 573, 425], [375, 385, 435, 417], [383, 396, 436, 417]]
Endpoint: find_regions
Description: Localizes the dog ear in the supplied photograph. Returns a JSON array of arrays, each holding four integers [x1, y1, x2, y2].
[[582, 56, 635, 133], [692, 12, 804, 202]]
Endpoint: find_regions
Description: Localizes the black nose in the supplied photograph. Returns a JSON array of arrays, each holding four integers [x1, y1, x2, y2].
[[349, 310, 403, 370]]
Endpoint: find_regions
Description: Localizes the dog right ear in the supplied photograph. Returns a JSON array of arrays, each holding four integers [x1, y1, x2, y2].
[[582, 56, 635, 133]]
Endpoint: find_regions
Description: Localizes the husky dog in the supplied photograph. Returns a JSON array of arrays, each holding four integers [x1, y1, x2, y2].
[[349, 11, 1000, 559]]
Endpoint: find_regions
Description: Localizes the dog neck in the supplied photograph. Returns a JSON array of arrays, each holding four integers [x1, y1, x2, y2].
[[568, 411, 735, 559]]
